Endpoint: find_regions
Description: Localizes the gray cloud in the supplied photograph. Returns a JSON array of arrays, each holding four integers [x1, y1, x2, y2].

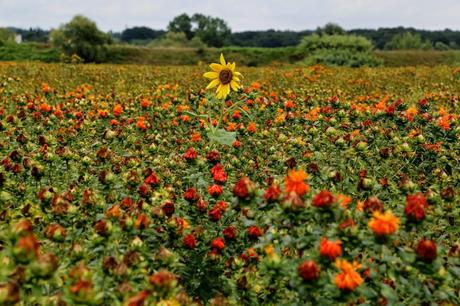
[[1, 0, 459, 31]]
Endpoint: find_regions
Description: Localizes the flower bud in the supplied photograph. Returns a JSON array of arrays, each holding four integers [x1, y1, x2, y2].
[[298, 260, 320, 282], [416, 238, 437, 263]]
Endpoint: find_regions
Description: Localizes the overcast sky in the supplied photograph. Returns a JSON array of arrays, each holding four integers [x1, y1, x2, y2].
[[1, 0, 460, 32]]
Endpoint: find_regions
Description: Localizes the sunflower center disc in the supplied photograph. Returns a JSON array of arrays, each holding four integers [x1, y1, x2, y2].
[[219, 69, 233, 85]]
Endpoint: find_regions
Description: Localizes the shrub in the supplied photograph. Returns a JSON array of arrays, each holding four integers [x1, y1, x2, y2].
[[148, 32, 207, 49], [0, 28, 16, 45], [298, 34, 382, 67]]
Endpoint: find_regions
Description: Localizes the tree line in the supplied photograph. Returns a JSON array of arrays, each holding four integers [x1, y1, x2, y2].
[[3, 13, 460, 50]]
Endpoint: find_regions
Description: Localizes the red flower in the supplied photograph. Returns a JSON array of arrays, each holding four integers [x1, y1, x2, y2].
[[184, 188, 199, 202], [264, 184, 281, 202], [319, 238, 342, 261], [162, 201, 175, 217], [233, 177, 251, 199], [405, 193, 428, 221], [126, 290, 150, 306], [208, 206, 222, 221], [211, 164, 228, 184], [208, 184, 223, 197], [183, 234, 197, 249], [211, 237, 225, 251], [298, 260, 320, 282], [94, 220, 110, 236], [183, 147, 198, 161], [282, 191, 305, 209], [216, 200, 227, 211], [312, 190, 335, 208], [208, 201, 226, 221], [223, 226, 237, 240], [196, 199, 208, 212], [144, 173, 160, 186], [416, 238, 437, 262], [211, 163, 224, 176], [363, 196, 384, 213], [134, 214, 149, 229], [149, 270, 177, 289], [45, 224, 66, 241], [206, 150, 221, 163], [138, 183, 151, 197], [16, 234, 40, 258], [247, 226, 262, 239]]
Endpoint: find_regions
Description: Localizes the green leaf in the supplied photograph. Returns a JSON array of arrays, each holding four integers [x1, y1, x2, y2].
[[207, 128, 236, 146]]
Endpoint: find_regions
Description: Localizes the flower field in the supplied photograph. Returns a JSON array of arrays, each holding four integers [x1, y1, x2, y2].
[[0, 61, 459, 305]]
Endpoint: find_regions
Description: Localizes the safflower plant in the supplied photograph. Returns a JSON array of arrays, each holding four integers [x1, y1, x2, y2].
[[0, 60, 458, 305]]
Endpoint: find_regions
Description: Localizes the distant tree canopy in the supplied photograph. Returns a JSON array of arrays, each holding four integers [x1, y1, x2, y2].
[[167, 13, 231, 47], [384, 32, 432, 50], [120, 27, 165, 43], [315, 23, 346, 36], [6, 17, 460, 50], [51, 15, 111, 62], [349, 27, 460, 50], [230, 30, 312, 47]]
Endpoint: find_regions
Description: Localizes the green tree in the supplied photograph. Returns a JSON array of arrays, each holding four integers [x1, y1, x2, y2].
[[167, 13, 231, 47], [316, 23, 345, 36], [121, 26, 164, 43], [167, 13, 193, 39], [385, 32, 432, 50], [51, 15, 110, 62], [191, 13, 231, 47]]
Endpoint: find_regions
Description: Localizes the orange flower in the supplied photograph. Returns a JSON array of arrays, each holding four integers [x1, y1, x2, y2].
[[404, 106, 418, 121], [284, 100, 295, 109], [285, 169, 309, 196], [251, 81, 261, 90], [437, 116, 451, 131], [39, 103, 52, 112], [247, 122, 257, 133], [42, 83, 51, 93], [368, 210, 399, 236], [136, 117, 147, 130], [98, 109, 108, 118], [113, 104, 123, 117], [334, 259, 363, 291], [336, 193, 352, 208], [191, 133, 201, 142], [226, 122, 237, 132], [319, 238, 342, 260], [305, 107, 320, 121], [140, 98, 151, 109]]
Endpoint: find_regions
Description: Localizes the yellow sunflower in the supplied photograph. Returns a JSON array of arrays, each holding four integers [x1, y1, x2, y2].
[[203, 53, 242, 100]]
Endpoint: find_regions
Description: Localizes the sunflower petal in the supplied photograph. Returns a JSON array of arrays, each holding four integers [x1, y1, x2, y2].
[[216, 84, 223, 97], [206, 78, 220, 89], [210, 63, 223, 72], [222, 84, 230, 99], [230, 80, 239, 91], [203, 71, 219, 79], [220, 53, 226, 66]]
